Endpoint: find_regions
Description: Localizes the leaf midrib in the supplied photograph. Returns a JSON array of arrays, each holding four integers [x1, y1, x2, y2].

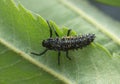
[[0, 38, 73, 84], [59, 0, 120, 45]]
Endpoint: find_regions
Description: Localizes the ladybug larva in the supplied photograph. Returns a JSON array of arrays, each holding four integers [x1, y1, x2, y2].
[[31, 20, 95, 65]]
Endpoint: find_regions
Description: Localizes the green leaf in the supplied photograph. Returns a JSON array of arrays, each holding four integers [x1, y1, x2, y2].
[[96, 0, 120, 6], [0, 44, 63, 84], [0, 0, 120, 84]]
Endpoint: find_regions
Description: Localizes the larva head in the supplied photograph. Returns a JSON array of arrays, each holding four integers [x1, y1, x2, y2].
[[42, 38, 54, 49]]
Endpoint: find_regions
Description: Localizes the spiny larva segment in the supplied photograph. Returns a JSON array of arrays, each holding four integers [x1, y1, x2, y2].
[[42, 34, 95, 51]]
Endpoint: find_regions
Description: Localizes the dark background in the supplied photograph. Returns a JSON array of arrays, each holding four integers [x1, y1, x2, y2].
[[89, 0, 120, 21]]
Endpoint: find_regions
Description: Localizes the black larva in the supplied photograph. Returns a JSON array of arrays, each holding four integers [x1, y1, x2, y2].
[[31, 20, 95, 65]]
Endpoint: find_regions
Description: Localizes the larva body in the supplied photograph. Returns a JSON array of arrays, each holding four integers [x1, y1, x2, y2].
[[31, 20, 95, 65], [42, 34, 95, 51]]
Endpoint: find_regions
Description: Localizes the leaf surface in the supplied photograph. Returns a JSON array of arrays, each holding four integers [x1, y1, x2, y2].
[[96, 0, 120, 6], [0, 0, 120, 84]]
